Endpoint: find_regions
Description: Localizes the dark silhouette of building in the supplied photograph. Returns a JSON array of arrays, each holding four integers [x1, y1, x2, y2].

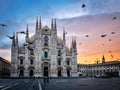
[[102, 55, 105, 63], [0, 57, 11, 77]]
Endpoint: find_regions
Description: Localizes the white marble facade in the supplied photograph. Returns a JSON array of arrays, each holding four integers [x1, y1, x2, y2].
[[11, 18, 77, 77]]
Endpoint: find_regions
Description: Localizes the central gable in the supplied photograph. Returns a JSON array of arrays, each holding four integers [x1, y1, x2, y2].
[[42, 25, 51, 35]]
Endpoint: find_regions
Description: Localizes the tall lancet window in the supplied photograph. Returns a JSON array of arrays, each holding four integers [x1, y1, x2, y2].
[[30, 49, 34, 55], [30, 59, 33, 65], [20, 59, 23, 65], [67, 60, 70, 65], [44, 36, 49, 46], [58, 50, 61, 56], [44, 51, 48, 58], [58, 60, 61, 65]]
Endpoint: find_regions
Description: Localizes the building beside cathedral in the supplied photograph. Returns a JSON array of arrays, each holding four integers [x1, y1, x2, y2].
[[11, 18, 77, 77], [0, 57, 10, 77], [77, 55, 120, 77]]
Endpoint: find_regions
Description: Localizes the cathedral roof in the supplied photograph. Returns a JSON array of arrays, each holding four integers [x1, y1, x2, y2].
[[42, 25, 51, 34], [42, 25, 50, 30], [0, 57, 10, 64]]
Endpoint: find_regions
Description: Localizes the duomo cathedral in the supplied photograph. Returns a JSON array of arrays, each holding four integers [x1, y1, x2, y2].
[[11, 18, 77, 77]]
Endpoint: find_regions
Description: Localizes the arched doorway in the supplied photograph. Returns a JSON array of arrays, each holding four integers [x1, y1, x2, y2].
[[44, 67, 48, 77], [30, 70, 34, 77], [67, 70, 70, 77], [58, 70, 62, 77], [19, 70, 24, 77]]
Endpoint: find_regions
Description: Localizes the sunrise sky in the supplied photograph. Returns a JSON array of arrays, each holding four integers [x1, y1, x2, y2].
[[0, 0, 120, 64]]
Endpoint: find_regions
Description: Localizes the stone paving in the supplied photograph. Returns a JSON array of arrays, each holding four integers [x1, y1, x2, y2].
[[0, 78, 40, 90], [41, 77, 120, 90], [0, 77, 120, 90]]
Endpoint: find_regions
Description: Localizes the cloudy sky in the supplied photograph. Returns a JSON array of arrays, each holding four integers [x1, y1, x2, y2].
[[0, 0, 120, 64]]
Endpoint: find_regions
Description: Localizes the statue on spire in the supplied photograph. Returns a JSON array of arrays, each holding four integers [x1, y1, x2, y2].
[[15, 32, 18, 48], [39, 17, 41, 30], [26, 24, 29, 42], [51, 18, 53, 30], [63, 28, 67, 41], [36, 17, 38, 33], [12, 32, 16, 47], [54, 18, 57, 30]]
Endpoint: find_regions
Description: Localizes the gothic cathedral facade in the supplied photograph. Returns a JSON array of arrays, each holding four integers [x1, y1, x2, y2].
[[11, 18, 77, 77]]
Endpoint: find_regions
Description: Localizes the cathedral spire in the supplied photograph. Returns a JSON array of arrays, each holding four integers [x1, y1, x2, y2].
[[72, 36, 73, 46], [71, 37, 77, 52], [36, 17, 38, 33], [39, 17, 41, 30], [54, 18, 57, 30], [63, 28, 67, 42], [74, 36, 77, 52], [63, 28, 65, 40], [70, 38, 73, 54], [51, 18, 53, 30], [26, 24, 29, 42], [12, 32, 15, 47], [16, 32, 18, 48], [102, 55, 105, 63]]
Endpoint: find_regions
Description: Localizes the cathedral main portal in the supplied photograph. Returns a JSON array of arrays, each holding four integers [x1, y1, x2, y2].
[[43, 67, 49, 77]]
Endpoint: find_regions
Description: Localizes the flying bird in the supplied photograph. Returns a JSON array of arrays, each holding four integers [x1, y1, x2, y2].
[[20, 31, 26, 34], [18, 31, 26, 34], [79, 43, 82, 45], [113, 17, 117, 20], [111, 32, 115, 34], [82, 3, 86, 8], [111, 54, 114, 58], [109, 39, 112, 41], [102, 44, 105, 46], [85, 35, 89, 37], [0, 24, 7, 27], [6, 35, 13, 39], [101, 34, 107, 37]]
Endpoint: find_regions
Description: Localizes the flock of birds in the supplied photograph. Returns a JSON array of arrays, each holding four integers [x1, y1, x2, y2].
[[6, 31, 26, 39], [78, 4, 117, 41], [80, 3, 118, 60], [0, 3, 119, 60], [83, 31, 115, 58]]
